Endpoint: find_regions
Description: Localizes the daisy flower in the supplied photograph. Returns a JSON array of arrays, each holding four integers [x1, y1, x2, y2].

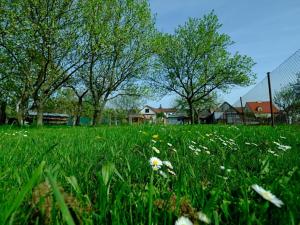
[[251, 184, 284, 207], [197, 211, 211, 224], [152, 146, 160, 154], [149, 157, 163, 171], [175, 216, 193, 225]]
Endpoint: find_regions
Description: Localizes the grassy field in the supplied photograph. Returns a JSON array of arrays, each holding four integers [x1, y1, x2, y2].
[[0, 125, 299, 225]]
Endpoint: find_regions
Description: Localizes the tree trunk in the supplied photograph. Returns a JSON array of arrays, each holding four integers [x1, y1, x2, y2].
[[36, 101, 44, 126], [92, 100, 107, 126], [0, 101, 7, 124], [75, 96, 84, 126], [16, 96, 28, 126], [187, 99, 195, 124]]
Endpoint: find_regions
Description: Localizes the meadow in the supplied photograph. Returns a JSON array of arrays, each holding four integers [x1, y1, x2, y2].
[[0, 125, 299, 225]]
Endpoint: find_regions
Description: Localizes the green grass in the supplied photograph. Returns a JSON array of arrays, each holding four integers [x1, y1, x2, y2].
[[0, 125, 299, 225]]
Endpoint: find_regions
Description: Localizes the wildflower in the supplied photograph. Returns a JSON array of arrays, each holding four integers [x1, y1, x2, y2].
[[226, 169, 231, 173], [273, 141, 291, 151], [167, 169, 176, 176], [280, 136, 286, 139], [197, 211, 211, 224], [167, 143, 173, 147], [191, 141, 197, 144], [172, 148, 177, 152], [152, 146, 160, 154], [245, 142, 251, 145], [163, 161, 173, 169], [159, 170, 168, 178], [189, 145, 195, 151], [152, 134, 159, 139], [149, 157, 163, 171], [220, 166, 225, 170], [175, 216, 193, 225], [268, 150, 275, 154], [251, 184, 284, 207], [151, 139, 157, 144], [205, 151, 211, 155]]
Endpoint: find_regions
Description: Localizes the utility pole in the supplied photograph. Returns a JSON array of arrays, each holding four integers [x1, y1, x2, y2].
[[267, 72, 274, 127], [240, 97, 245, 125]]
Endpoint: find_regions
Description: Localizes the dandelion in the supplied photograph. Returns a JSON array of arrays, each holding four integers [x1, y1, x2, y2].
[[152, 134, 159, 139], [197, 211, 211, 224], [251, 184, 284, 207], [163, 161, 173, 169], [149, 157, 163, 171], [159, 170, 168, 178], [175, 216, 193, 225], [152, 146, 160, 154]]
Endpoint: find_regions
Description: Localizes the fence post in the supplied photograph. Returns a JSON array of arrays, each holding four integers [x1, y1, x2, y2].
[[267, 72, 274, 127], [240, 97, 245, 125]]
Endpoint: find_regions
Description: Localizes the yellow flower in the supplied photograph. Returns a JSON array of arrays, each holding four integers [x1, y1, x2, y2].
[[152, 134, 159, 139]]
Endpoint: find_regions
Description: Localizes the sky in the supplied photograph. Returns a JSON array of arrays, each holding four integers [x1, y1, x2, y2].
[[147, 0, 300, 108]]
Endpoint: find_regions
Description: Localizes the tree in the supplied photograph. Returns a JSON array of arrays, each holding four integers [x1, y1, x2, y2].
[[80, 0, 155, 125], [151, 12, 255, 124], [1, 0, 86, 126], [274, 84, 300, 123]]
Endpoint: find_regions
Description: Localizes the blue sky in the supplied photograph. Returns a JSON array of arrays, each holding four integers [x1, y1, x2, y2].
[[147, 0, 300, 107]]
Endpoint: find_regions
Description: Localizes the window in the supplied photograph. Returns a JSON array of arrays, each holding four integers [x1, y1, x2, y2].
[[145, 109, 149, 113], [257, 106, 263, 112]]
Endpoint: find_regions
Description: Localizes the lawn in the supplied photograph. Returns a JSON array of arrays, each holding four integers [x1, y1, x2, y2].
[[0, 125, 299, 225]]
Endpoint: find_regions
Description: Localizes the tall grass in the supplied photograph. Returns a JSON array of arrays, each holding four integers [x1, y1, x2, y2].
[[0, 125, 299, 224]]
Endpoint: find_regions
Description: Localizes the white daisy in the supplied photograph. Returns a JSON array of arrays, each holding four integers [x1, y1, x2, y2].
[[163, 161, 173, 169], [220, 166, 225, 170], [149, 157, 163, 171], [175, 216, 193, 225], [251, 184, 284, 208], [152, 146, 160, 154], [197, 211, 211, 224]]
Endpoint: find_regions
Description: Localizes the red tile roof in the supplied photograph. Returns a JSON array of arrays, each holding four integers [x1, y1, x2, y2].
[[246, 102, 279, 114]]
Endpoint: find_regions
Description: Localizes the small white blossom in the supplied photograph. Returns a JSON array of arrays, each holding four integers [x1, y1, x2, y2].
[[167, 169, 176, 176], [149, 157, 163, 171], [251, 184, 284, 208], [163, 161, 173, 169], [175, 216, 193, 225], [197, 211, 211, 224], [152, 146, 160, 154], [220, 166, 225, 170], [159, 170, 168, 178], [167, 142, 173, 147]]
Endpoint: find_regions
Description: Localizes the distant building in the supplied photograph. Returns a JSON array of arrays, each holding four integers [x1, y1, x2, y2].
[[244, 101, 279, 118], [27, 112, 70, 125], [213, 102, 242, 124], [128, 105, 189, 124]]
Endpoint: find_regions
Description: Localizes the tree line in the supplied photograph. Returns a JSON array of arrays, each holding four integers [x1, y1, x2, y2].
[[0, 0, 255, 126]]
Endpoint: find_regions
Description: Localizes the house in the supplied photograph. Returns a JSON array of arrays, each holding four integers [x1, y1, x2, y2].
[[129, 105, 189, 124], [213, 102, 242, 124], [27, 111, 70, 125], [244, 101, 279, 119]]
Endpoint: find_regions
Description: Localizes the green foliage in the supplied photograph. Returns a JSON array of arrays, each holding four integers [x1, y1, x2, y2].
[[0, 125, 299, 224], [151, 12, 256, 123]]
